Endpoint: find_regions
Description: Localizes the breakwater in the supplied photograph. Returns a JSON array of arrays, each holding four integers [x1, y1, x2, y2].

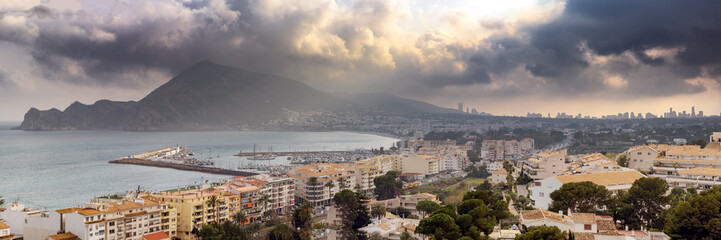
[[109, 158, 257, 176]]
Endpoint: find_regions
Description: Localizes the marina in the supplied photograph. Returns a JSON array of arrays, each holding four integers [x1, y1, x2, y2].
[[110, 146, 256, 176]]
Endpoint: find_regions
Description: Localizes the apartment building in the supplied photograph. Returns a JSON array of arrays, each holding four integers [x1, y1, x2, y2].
[[490, 168, 508, 184], [565, 153, 623, 175], [229, 174, 294, 215], [661, 168, 721, 190], [53, 194, 176, 240], [0, 202, 61, 240], [156, 188, 232, 239], [523, 149, 568, 181], [528, 170, 644, 210], [345, 162, 384, 196], [287, 163, 357, 207], [481, 138, 535, 160], [623, 145, 669, 171], [394, 155, 440, 175]]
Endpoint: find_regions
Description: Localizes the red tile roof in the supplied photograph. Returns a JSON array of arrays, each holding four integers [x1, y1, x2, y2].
[[143, 232, 170, 240]]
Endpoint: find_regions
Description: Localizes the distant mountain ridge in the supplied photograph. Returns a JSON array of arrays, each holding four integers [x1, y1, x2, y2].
[[15, 62, 456, 131]]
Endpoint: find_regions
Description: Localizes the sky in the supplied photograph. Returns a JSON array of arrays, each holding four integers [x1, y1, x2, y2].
[[1, 0, 721, 121]]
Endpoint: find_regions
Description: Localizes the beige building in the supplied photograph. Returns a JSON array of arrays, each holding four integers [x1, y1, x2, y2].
[[566, 153, 623, 175], [229, 174, 294, 215], [524, 149, 568, 180], [395, 155, 440, 175], [287, 163, 357, 207], [624, 145, 668, 171], [156, 188, 233, 239], [55, 194, 176, 240], [659, 168, 721, 190], [0, 221, 12, 240], [528, 170, 644, 210], [490, 168, 508, 184]]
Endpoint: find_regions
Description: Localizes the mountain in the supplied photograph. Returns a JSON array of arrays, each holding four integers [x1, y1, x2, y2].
[[15, 61, 455, 130], [337, 92, 458, 114]]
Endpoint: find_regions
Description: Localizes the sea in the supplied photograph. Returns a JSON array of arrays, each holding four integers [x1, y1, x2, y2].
[[0, 122, 397, 210]]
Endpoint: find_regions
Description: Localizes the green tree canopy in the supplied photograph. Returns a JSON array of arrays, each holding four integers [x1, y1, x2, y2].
[[198, 221, 249, 240], [267, 223, 294, 240], [293, 202, 313, 240], [334, 190, 371, 240], [374, 171, 403, 200], [465, 164, 491, 178], [549, 181, 614, 213], [416, 200, 440, 218], [665, 185, 721, 239], [477, 180, 493, 191], [415, 213, 463, 240], [617, 155, 629, 167], [389, 207, 413, 218], [613, 178, 670, 230], [416, 190, 510, 239], [371, 203, 386, 219], [515, 226, 566, 240]]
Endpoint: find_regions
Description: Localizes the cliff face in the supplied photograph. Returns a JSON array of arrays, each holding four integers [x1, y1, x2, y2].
[[14, 61, 456, 131]]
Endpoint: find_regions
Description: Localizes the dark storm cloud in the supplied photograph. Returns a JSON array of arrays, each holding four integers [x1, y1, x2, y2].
[[426, 0, 721, 96], [1, 0, 720, 98], [525, 0, 721, 87]]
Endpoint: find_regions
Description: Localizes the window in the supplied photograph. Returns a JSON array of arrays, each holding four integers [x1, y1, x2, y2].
[[584, 224, 592, 230], [539, 193, 544, 197]]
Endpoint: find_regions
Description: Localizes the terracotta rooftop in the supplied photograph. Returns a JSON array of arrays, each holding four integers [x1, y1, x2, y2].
[[570, 213, 596, 224], [520, 209, 568, 224], [679, 167, 721, 176], [143, 231, 170, 240], [47, 232, 80, 240], [554, 170, 644, 186], [0, 222, 8, 229]]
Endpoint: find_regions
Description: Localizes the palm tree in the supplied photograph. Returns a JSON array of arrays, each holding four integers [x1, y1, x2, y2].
[[371, 203, 386, 219], [308, 177, 319, 206], [233, 211, 247, 225], [338, 177, 348, 190], [205, 195, 221, 223], [325, 180, 335, 201], [259, 194, 270, 220]]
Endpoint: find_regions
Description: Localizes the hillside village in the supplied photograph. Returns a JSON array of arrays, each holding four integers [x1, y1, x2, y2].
[[2, 133, 721, 240]]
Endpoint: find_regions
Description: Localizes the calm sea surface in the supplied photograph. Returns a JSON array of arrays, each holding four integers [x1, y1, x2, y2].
[[0, 128, 397, 210]]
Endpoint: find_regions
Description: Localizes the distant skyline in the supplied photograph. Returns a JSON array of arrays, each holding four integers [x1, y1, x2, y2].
[[1, 0, 721, 121]]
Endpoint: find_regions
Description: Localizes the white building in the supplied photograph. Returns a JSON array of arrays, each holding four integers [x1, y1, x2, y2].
[[528, 170, 645, 210], [359, 217, 423, 240], [0, 221, 13, 240], [490, 168, 508, 184], [524, 149, 568, 181]]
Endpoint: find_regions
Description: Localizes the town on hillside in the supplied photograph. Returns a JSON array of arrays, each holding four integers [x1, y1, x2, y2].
[[3, 132, 721, 240]]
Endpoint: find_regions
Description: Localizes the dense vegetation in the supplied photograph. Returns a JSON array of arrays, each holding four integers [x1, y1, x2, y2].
[[665, 185, 721, 239], [416, 189, 510, 239], [374, 171, 404, 200], [334, 190, 372, 240], [548, 181, 614, 213]]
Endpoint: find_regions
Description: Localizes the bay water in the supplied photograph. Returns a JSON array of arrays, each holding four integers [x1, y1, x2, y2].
[[0, 128, 397, 210]]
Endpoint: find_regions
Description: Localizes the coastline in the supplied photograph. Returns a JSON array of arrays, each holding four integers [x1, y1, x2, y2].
[[109, 158, 257, 176]]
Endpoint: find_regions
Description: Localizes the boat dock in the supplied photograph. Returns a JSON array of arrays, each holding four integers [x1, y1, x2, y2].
[[235, 150, 355, 157], [109, 158, 256, 176], [110, 146, 257, 176]]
